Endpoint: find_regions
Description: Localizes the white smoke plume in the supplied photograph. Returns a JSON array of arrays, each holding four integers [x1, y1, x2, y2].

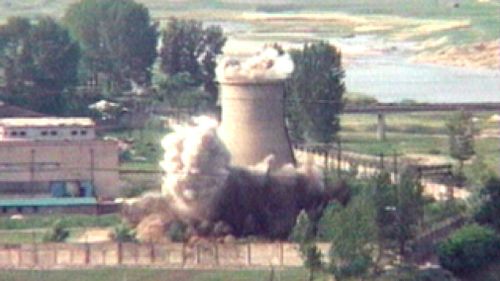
[[124, 116, 348, 241], [216, 45, 295, 83], [159, 116, 230, 221]]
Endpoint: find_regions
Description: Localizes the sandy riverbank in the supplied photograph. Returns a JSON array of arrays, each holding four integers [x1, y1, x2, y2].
[[412, 39, 500, 70]]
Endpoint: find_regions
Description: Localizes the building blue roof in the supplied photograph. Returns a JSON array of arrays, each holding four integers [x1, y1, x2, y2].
[[0, 197, 97, 208]]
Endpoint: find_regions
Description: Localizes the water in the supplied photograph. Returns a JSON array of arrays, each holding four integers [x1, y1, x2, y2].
[[345, 55, 500, 103]]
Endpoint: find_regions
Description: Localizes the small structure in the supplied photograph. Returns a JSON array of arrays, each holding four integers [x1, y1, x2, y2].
[[0, 117, 120, 215]]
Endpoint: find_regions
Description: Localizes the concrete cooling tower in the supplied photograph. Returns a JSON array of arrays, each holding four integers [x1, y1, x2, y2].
[[218, 79, 295, 169], [217, 47, 296, 169]]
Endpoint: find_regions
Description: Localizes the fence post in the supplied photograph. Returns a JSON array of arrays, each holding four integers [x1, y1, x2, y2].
[[214, 243, 219, 266], [117, 242, 123, 265], [32, 231, 38, 268], [246, 243, 252, 266], [54, 244, 58, 266], [379, 153, 385, 170], [150, 242, 155, 264], [336, 139, 342, 178], [85, 243, 90, 265], [393, 152, 399, 184], [195, 244, 201, 265], [182, 243, 186, 266], [279, 242, 284, 266]]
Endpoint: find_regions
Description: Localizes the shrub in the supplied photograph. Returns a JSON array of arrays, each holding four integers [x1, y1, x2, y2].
[[167, 221, 187, 242], [475, 177, 500, 230], [437, 224, 500, 274], [43, 220, 69, 242], [111, 223, 137, 242]]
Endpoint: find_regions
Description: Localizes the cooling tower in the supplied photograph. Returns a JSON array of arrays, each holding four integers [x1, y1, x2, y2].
[[219, 80, 295, 170]]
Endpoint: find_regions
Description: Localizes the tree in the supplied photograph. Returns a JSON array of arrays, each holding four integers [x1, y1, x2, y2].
[[438, 224, 500, 275], [446, 111, 476, 184], [111, 223, 137, 242], [64, 0, 158, 94], [159, 18, 226, 105], [372, 172, 398, 268], [286, 41, 345, 143], [156, 72, 211, 112], [321, 195, 377, 281], [475, 177, 500, 231], [43, 220, 70, 242], [394, 169, 424, 260], [290, 211, 323, 281], [0, 17, 80, 115]]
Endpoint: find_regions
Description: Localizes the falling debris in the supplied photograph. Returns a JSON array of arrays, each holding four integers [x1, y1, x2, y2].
[[124, 116, 349, 241], [216, 45, 295, 82]]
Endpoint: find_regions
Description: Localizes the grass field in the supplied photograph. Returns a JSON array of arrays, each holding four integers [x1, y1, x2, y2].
[[0, 214, 121, 230], [0, 268, 311, 281], [340, 112, 500, 177]]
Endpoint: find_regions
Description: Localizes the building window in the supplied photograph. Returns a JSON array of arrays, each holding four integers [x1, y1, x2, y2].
[[50, 131, 57, 136], [16, 207, 22, 213], [1, 207, 6, 214], [19, 131, 26, 137], [71, 130, 78, 136], [41, 131, 48, 136], [80, 130, 87, 136], [10, 131, 17, 136]]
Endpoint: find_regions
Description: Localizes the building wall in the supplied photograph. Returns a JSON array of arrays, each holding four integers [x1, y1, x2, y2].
[[0, 126, 95, 141], [0, 140, 120, 198]]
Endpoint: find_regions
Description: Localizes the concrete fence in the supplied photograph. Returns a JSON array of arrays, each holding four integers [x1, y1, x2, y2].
[[0, 242, 331, 269]]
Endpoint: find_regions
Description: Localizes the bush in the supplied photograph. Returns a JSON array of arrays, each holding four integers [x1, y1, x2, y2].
[[43, 220, 69, 242], [475, 177, 500, 230], [167, 221, 187, 242], [437, 224, 500, 274], [122, 186, 147, 198], [111, 224, 137, 242]]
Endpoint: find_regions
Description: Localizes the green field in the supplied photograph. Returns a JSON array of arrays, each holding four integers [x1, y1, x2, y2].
[[0, 268, 311, 281], [340, 112, 500, 178]]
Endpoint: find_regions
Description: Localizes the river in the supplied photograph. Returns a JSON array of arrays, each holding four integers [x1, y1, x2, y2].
[[345, 54, 500, 103]]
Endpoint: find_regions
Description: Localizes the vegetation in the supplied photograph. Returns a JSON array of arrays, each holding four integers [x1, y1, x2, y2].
[[64, 0, 157, 94], [438, 224, 500, 275], [393, 170, 424, 259], [42, 220, 70, 242], [0, 214, 121, 230], [159, 18, 226, 104], [0, 268, 311, 281], [286, 41, 345, 143], [0, 16, 80, 115], [475, 177, 500, 231], [111, 223, 137, 242], [447, 111, 476, 184], [166, 220, 187, 242], [289, 211, 322, 281]]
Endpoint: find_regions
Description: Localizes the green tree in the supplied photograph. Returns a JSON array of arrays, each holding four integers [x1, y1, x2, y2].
[[373, 172, 398, 267], [446, 111, 476, 184], [286, 41, 345, 143], [111, 223, 137, 242], [321, 195, 377, 281], [438, 224, 500, 274], [290, 211, 323, 281], [475, 177, 500, 231], [394, 170, 424, 260], [156, 72, 211, 112], [159, 18, 226, 105], [43, 220, 70, 242], [64, 0, 157, 94], [0, 17, 80, 115]]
